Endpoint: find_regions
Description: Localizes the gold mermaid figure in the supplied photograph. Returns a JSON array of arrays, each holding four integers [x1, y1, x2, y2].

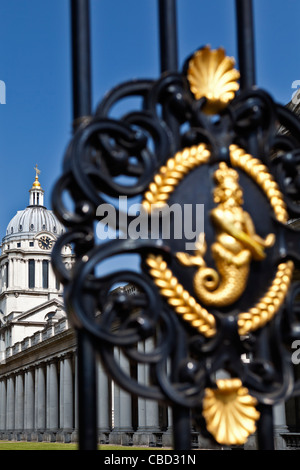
[[177, 162, 275, 308]]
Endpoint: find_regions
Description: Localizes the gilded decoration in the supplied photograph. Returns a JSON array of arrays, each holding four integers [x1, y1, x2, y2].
[[177, 162, 275, 308], [187, 45, 240, 114], [143, 145, 293, 337], [142, 47, 295, 447], [202, 378, 260, 446], [52, 7, 300, 449]]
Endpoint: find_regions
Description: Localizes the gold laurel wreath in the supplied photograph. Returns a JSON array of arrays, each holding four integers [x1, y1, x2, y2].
[[229, 145, 294, 334], [143, 143, 216, 338], [146, 254, 217, 337], [142, 143, 211, 211], [143, 144, 294, 337]]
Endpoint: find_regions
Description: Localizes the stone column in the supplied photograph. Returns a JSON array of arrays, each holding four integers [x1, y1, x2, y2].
[[134, 340, 160, 446], [136, 346, 147, 445], [46, 363, 50, 429], [162, 358, 173, 447], [24, 369, 34, 436], [25, 259, 28, 287], [0, 334, 4, 361], [59, 359, 64, 430], [119, 351, 133, 438], [62, 354, 73, 442], [6, 375, 15, 433], [36, 364, 46, 436], [97, 359, 111, 443], [36, 259, 41, 289], [8, 258, 12, 288], [12, 258, 17, 288], [273, 403, 288, 450], [49, 263, 56, 290], [20, 259, 26, 290], [0, 379, 7, 432], [13, 257, 22, 288], [110, 348, 133, 445], [15, 373, 24, 434], [48, 361, 58, 435], [74, 355, 78, 433]]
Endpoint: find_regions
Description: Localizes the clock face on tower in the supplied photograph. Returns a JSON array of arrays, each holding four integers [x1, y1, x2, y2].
[[38, 236, 53, 250]]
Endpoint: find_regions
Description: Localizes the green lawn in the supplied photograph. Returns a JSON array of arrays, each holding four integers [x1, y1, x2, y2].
[[0, 441, 167, 450], [0, 441, 77, 450]]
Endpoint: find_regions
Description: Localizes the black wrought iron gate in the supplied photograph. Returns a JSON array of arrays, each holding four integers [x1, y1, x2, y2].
[[51, 0, 300, 450]]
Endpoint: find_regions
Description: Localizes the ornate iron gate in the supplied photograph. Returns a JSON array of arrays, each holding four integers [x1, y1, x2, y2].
[[51, 0, 300, 450]]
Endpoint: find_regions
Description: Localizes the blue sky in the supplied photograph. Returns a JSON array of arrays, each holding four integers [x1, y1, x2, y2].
[[0, 0, 299, 240]]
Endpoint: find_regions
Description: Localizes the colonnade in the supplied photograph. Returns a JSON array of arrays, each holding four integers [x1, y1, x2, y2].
[[0, 354, 75, 442], [0, 342, 174, 446], [0, 330, 290, 449]]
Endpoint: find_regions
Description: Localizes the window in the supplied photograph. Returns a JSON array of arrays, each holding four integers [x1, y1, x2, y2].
[[17, 242, 21, 248], [28, 259, 35, 288], [29, 241, 34, 247], [42, 260, 49, 289]]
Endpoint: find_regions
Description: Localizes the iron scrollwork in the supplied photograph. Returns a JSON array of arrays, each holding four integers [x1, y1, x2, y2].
[[52, 45, 300, 447]]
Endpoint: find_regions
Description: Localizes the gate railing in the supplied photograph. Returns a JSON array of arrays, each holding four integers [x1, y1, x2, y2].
[[52, 0, 300, 450]]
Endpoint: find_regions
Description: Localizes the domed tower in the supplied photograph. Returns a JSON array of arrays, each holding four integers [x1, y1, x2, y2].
[[0, 167, 72, 349]]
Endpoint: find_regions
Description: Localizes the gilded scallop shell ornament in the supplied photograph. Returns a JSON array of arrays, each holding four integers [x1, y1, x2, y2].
[[202, 378, 260, 446], [187, 46, 240, 114]]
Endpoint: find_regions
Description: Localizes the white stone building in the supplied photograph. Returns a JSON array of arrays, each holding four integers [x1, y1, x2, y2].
[[0, 170, 77, 442], [0, 170, 172, 446], [0, 169, 71, 354], [0, 169, 295, 448]]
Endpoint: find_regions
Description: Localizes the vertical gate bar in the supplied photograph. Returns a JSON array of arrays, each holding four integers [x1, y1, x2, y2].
[[158, 0, 191, 450], [235, 0, 275, 450], [70, 0, 98, 450], [158, 0, 178, 73], [235, 0, 256, 90], [235, 0, 258, 159], [256, 403, 275, 450], [76, 330, 98, 450], [255, 329, 275, 450], [170, 325, 191, 450], [158, 0, 180, 149], [71, 0, 92, 120]]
